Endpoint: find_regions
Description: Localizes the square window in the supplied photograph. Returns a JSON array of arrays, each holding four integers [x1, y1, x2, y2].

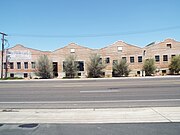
[[31, 62, 36, 69], [70, 49, 75, 53], [10, 73, 14, 78], [10, 62, 14, 69], [113, 60, 118, 65], [24, 73, 28, 78], [99, 58, 102, 64], [130, 57, 134, 63], [138, 56, 142, 63], [122, 57, 127, 61], [63, 61, 66, 72], [143, 50, 146, 56], [167, 44, 172, 48], [163, 55, 168, 61], [155, 55, 160, 62], [106, 57, 110, 64], [17, 62, 21, 69], [24, 62, 28, 69], [162, 70, 167, 74], [117, 46, 122, 52], [171, 55, 176, 58], [77, 61, 84, 71], [3, 63, 7, 69]]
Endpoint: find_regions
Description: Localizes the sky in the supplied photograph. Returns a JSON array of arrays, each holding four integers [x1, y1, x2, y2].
[[0, 0, 180, 51]]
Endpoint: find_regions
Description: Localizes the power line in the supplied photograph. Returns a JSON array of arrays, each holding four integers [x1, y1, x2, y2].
[[8, 26, 180, 38]]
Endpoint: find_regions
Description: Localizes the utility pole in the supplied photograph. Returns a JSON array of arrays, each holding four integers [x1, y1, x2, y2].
[[0, 32, 8, 79], [5, 49, 9, 78]]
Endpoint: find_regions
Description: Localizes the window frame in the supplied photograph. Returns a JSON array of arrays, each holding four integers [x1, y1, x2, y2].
[[117, 46, 123, 52], [24, 62, 28, 69], [130, 56, 135, 63], [163, 55, 168, 62], [113, 60, 118, 65], [105, 57, 110, 64], [155, 55, 160, 62], [31, 62, 36, 69], [138, 56, 142, 63], [24, 73, 28, 78], [17, 62, 21, 69], [76, 61, 84, 71], [122, 57, 127, 61], [3, 62, 7, 69], [10, 62, 14, 69]]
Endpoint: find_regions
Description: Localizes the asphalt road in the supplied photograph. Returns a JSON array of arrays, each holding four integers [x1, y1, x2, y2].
[[0, 123, 180, 135], [0, 77, 180, 109]]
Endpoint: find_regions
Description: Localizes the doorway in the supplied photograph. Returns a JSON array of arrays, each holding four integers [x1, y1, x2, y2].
[[53, 62, 58, 77]]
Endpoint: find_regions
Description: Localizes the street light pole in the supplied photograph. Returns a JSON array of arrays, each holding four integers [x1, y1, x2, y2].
[[0, 32, 8, 79]]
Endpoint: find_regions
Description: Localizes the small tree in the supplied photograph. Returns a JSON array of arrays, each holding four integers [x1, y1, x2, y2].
[[169, 55, 180, 74], [113, 59, 130, 77], [35, 55, 53, 79], [63, 54, 78, 78], [143, 58, 156, 76], [87, 54, 106, 78]]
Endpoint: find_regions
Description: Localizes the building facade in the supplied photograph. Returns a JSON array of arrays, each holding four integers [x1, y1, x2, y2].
[[0, 39, 180, 78]]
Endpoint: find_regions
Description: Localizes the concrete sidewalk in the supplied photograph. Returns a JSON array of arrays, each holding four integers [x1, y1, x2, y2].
[[0, 107, 180, 123]]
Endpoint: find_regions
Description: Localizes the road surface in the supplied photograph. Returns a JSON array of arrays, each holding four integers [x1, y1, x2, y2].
[[0, 77, 180, 109]]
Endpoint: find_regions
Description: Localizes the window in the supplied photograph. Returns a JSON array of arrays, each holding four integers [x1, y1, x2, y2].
[[31, 62, 36, 69], [10, 62, 14, 69], [130, 57, 134, 63], [137, 71, 141, 75], [143, 50, 146, 56], [17, 62, 21, 69], [10, 73, 14, 78], [122, 57, 126, 61], [162, 70, 167, 74], [163, 55, 168, 61], [24, 62, 28, 69], [117, 46, 122, 52], [106, 57, 110, 64], [63, 61, 66, 72], [70, 49, 75, 53], [138, 56, 142, 63], [113, 60, 118, 65], [3, 63, 6, 69], [167, 44, 172, 48], [24, 73, 28, 78], [155, 55, 160, 62], [77, 61, 84, 71], [99, 58, 102, 64], [171, 55, 176, 58]]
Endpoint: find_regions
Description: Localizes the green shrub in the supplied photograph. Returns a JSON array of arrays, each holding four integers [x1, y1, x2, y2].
[[143, 59, 156, 76], [87, 54, 106, 78], [169, 55, 180, 74], [35, 55, 53, 79], [113, 59, 130, 77]]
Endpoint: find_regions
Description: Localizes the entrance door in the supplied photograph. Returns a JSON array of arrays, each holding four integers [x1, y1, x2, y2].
[[53, 62, 58, 77]]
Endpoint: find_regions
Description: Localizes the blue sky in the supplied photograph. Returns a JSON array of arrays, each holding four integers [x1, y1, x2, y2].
[[0, 0, 180, 51]]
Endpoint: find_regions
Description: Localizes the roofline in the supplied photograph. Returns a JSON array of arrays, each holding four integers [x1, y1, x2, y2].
[[100, 40, 142, 50], [8, 44, 51, 53], [52, 42, 95, 52], [4, 38, 179, 52]]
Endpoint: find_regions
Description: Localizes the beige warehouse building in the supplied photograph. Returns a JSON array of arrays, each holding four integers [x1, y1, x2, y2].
[[0, 38, 180, 78]]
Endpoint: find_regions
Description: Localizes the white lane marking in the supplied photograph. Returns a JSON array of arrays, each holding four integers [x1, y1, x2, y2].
[[80, 90, 121, 93], [0, 99, 180, 104]]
